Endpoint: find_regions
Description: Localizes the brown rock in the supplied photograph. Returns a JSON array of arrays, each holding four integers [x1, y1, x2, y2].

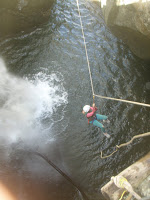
[[94, 0, 150, 60]]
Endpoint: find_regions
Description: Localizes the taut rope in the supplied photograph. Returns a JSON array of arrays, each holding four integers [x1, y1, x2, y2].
[[76, 0, 150, 107]]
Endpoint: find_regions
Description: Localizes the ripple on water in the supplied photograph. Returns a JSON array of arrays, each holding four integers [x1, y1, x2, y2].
[[0, 0, 149, 199]]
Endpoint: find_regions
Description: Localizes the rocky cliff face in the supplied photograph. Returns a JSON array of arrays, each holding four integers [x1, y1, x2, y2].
[[94, 0, 150, 60], [0, 0, 54, 35]]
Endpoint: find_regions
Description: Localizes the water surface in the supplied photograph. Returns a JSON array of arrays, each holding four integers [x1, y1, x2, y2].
[[0, 0, 150, 199]]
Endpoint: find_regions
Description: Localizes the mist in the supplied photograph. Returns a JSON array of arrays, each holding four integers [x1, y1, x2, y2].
[[0, 58, 68, 153]]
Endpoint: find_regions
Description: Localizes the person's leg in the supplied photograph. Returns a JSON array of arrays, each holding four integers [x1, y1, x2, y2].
[[92, 120, 105, 132], [96, 114, 108, 121], [90, 120, 110, 138]]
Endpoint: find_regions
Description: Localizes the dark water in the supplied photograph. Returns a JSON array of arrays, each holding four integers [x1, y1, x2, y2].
[[0, 0, 150, 200]]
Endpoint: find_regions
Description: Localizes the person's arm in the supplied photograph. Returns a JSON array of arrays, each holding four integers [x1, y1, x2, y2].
[[93, 103, 95, 107], [86, 106, 97, 117]]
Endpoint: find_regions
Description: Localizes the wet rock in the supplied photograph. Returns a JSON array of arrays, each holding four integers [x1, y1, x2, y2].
[[94, 0, 150, 61], [0, 0, 55, 35]]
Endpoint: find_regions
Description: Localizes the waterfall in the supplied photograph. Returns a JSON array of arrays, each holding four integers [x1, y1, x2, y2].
[[0, 58, 68, 145]]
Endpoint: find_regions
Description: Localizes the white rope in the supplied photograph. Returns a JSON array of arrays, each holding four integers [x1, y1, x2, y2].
[[94, 94, 150, 108], [76, 0, 150, 108], [76, 0, 95, 96]]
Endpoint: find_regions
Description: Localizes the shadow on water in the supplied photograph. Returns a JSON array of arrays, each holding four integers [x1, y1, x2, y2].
[[0, 0, 55, 36], [0, 0, 150, 200], [0, 141, 79, 200]]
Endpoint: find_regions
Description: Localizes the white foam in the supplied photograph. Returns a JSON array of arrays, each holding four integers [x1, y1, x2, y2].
[[0, 58, 68, 144]]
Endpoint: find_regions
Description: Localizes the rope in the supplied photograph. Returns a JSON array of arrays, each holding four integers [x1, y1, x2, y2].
[[100, 146, 118, 159], [76, 0, 150, 108], [117, 132, 150, 148], [112, 176, 141, 200], [119, 177, 127, 188], [76, 0, 95, 97], [119, 191, 126, 200], [94, 94, 150, 108], [101, 132, 150, 159]]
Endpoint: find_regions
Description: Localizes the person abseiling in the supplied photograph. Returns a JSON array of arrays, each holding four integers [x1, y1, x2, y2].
[[82, 103, 110, 138]]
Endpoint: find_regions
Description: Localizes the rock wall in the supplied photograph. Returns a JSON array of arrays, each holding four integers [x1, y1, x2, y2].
[[0, 0, 55, 35], [93, 0, 150, 60]]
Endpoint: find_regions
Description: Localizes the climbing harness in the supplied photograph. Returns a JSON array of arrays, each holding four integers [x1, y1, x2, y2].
[[76, 0, 150, 108], [86, 107, 98, 123], [88, 115, 97, 124], [101, 132, 150, 159]]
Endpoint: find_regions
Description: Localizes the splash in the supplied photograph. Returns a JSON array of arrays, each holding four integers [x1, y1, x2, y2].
[[0, 59, 68, 144]]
